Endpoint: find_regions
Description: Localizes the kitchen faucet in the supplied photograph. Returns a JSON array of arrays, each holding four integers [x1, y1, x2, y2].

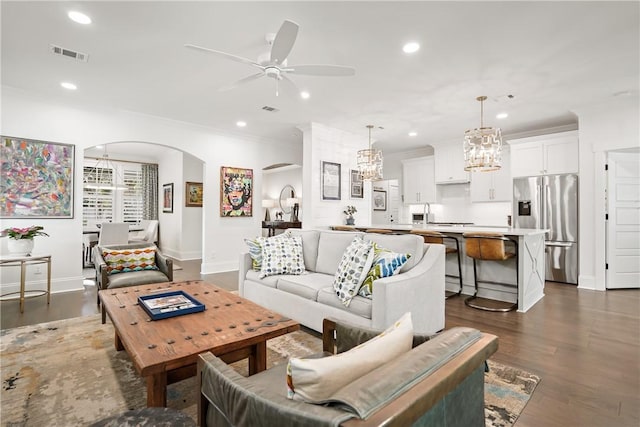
[[423, 202, 432, 227]]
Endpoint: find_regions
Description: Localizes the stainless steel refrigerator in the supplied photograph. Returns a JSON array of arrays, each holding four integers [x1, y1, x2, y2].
[[513, 174, 578, 284]]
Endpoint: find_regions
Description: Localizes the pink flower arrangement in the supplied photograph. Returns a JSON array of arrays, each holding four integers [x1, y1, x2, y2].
[[2, 226, 49, 240]]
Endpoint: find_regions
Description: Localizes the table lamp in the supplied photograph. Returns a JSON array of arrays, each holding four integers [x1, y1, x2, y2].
[[262, 199, 275, 221]]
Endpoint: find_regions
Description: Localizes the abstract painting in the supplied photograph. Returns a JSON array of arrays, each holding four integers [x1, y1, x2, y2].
[[185, 181, 203, 207], [162, 183, 173, 213], [220, 166, 253, 217], [1, 136, 75, 218]]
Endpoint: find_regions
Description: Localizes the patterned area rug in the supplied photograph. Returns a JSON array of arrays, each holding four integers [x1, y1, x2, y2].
[[0, 315, 539, 426]]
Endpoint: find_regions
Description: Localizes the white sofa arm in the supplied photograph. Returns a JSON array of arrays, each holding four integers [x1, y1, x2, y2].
[[371, 243, 445, 334], [238, 252, 252, 296]]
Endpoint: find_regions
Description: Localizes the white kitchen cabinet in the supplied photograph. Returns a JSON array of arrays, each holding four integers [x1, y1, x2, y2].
[[402, 156, 436, 204], [470, 150, 512, 202], [510, 131, 578, 177], [435, 144, 470, 184]]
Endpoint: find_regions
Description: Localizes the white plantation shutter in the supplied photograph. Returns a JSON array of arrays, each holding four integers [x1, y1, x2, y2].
[[83, 160, 145, 226], [83, 166, 114, 226], [122, 166, 143, 223]]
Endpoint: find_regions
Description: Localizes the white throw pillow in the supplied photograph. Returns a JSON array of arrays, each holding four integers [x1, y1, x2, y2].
[[333, 236, 375, 306], [259, 233, 306, 278], [286, 312, 414, 403]]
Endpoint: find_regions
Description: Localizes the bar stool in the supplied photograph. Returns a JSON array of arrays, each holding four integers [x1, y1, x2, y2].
[[463, 232, 518, 312], [410, 230, 463, 299]]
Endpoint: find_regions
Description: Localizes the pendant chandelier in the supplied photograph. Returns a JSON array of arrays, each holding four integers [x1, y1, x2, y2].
[[83, 150, 127, 191], [463, 96, 503, 172], [357, 125, 383, 181]]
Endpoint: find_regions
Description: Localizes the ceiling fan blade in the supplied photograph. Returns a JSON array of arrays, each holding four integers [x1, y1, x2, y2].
[[219, 73, 264, 92], [287, 64, 355, 76], [184, 44, 260, 67], [270, 20, 299, 64]]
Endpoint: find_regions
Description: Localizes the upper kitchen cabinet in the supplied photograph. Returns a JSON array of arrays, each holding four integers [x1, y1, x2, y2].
[[470, 149, 512, 202], [509, 130, 578, 177], [435, 144, 470, 184], [402, 156, 437, 204]]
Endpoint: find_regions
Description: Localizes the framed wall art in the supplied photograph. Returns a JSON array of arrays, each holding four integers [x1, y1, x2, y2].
[[373, 189, 387, 211], [350, 169, 363, 199], [1, 136, 75, 218], [185, 181, 203, 207], [220, 166, 253, 217], [162, 183, 174, 213], [321, 161, 341, 200]]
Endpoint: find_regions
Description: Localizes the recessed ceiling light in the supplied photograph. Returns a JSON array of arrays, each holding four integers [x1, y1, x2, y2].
[[496, 112, 509, 119], [408, 131, 418, 137], [236, 121, 247, 128], [68, 11, 92, 25], [300, 91, 310, 99], [60, 82, 77, 90], [402, 42, 420, 54]]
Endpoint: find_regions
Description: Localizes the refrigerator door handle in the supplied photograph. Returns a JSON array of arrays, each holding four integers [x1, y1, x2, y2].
[[538, 184, 545, 230], [545, 241, 573, 247]]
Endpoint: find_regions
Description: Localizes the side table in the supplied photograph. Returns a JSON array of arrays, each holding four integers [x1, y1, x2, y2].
[[0, 254, 51, 313]]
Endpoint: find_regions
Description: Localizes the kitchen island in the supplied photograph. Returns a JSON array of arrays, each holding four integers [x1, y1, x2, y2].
[[331, 224, 547, 312]]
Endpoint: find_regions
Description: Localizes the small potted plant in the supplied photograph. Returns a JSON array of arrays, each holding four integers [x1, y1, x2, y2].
[[2, 225, 49, 256], [343, 206, 357, 225]]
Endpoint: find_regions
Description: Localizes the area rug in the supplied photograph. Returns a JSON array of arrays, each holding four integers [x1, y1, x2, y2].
[[1, 315, 540, 426]]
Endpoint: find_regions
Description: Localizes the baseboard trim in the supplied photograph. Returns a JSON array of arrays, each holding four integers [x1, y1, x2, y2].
[[201, 260, 237, 274], [577, 275, 598, 290]]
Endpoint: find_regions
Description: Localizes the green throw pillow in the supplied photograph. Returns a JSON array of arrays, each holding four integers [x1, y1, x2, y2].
[[244, 238, 263, 271], [333, 236, 375, 306], [358, 243, 411, 298]]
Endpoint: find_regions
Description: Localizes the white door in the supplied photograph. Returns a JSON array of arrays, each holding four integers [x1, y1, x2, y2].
[[606, 151, 640, 289]]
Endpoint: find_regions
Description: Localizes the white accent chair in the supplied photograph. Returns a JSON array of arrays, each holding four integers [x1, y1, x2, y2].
[[129, 220, 159, 245]]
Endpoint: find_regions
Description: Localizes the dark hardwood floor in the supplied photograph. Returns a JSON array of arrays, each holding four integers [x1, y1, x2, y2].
[[1, 262, 638, 426]]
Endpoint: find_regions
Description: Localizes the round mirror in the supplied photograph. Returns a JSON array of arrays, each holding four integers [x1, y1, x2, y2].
[[279, 185, 296, 214]]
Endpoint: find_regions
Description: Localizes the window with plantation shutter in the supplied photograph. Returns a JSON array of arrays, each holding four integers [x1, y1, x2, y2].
[[83, 160, 145, 226]]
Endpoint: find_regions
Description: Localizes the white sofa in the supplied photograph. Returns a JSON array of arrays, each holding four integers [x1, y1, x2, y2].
[[239, 229, 445, 334]]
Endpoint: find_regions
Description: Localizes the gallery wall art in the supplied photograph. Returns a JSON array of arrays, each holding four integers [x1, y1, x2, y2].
[[162, 183, 174, 213], [185, 181, 203, 207], [220, 166, 253, 217], [1, 136, 75, 218], [321, 161, 341, 200]]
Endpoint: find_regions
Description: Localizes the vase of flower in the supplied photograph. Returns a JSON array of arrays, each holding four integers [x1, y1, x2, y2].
[[7, 238, 35, 256], [343, 205, 357, 226], [3, 226, 49, 256]]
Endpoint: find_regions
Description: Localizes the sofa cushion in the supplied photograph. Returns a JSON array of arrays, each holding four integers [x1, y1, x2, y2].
[[364, 233, 423, 273], [333, 237, 375, 307], [358, 243, 411, 298], [244, 238, 263, 271], [245, 269, 279, 289], [105, 270, 170, 289], [102, 246, 158, 275], [286, 312, 413, 403], [286, 229, 320, 272], [278, 273, 335, 301], [315, 231, 364, 275], [259, 234, 306, 278], [317, 287, 372, 319]]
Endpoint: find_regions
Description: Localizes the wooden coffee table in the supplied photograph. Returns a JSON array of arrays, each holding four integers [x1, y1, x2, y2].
[[99, 280, 299, 407]]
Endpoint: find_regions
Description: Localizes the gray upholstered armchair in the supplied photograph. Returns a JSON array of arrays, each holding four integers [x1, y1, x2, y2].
[[197, 318, 498, 427], [94, 242, 173, 323]]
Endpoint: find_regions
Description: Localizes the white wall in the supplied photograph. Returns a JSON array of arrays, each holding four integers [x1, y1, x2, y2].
[[180, 153, 204, 260], [574, 95, 640, 290], [1, 87, 301, 293], [301, 123, 372, 228]]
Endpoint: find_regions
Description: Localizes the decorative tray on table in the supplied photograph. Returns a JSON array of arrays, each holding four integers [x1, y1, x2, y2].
[[138, 290, 205, 320]]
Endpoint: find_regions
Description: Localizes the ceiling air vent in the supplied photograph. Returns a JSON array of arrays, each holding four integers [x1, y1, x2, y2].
[[261, 105, 279, 112], [49, 44, 89, 62]]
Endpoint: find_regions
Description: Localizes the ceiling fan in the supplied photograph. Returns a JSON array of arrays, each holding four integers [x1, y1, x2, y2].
[[185, 20, 355, 96]]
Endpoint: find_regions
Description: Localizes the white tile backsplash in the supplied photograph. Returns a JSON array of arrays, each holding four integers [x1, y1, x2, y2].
[[405, 183, 512, 226]]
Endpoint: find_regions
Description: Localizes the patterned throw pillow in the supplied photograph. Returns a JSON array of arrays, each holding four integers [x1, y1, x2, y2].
[[333, 236, 375, 306], [102, 246, 158, 275], [358, 243, 411, 298], [286, 312, 414, 403], [259, 234, 306, 278], [244, 238, 263, 271]]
